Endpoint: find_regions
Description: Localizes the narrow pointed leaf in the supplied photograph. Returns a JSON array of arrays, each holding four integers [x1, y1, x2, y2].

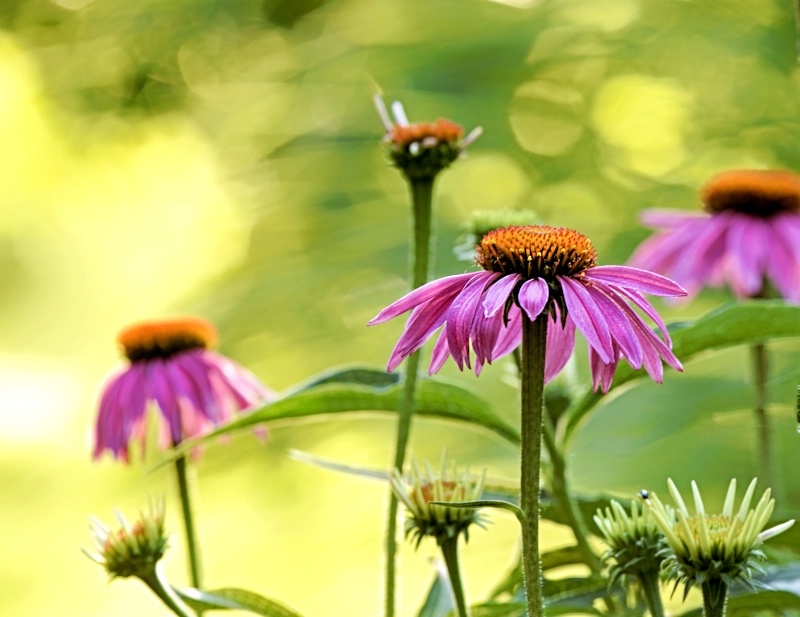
[[188, 367, 519, 447], [174, 587, 304, 617]]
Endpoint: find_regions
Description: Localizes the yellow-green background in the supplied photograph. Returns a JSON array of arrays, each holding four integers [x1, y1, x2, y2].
[[2, 0, 800, 615]]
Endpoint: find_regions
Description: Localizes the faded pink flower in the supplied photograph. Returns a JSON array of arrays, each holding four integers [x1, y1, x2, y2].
[[629, 169, 800, 301], [370, 225, 686, 392], [93, 317, 273, 462]]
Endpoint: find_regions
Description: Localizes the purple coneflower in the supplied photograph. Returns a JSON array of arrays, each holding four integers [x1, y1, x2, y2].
[[629, 169, 800, 301], [93, 316, 273, 463], [370, 225, 686, 393]]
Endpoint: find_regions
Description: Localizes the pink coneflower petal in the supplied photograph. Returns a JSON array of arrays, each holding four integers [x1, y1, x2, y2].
[[428, 327, 451, 375], [518, 278, 550, 321], [544, 312, 576, 382], [93, 317, 272, 463], [446, 272, 498, 370], [584, 266, 687, 297], [726, 217, 765, 297], [584, 282, 644, 369], [559, 276, 613, 364], [369, 273, 477, 325], [483, 273, 521, 317]]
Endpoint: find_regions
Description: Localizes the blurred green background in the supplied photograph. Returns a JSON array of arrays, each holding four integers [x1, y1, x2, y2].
[[2, 0, 800, 615]]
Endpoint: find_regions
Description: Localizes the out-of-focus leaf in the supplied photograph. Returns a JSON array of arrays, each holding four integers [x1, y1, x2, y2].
[[416, 564, 455, 617], [175, 587, 304, 616], [190, 367, 520, 447], [541, 546, 587, 571], [562, 302, 800, 447], [542, 575, 608, 608], [470, 602, 526, 617]]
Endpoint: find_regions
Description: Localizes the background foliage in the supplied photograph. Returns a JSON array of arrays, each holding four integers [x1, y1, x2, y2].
[[1, 0, 799, 615]]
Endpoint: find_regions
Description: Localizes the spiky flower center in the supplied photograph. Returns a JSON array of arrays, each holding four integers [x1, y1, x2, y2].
[[677, 514, 741, 545], [702, 170, 800, 217], [476, 225, 598, 280], [389, 119, 463, 147], [117, 317, 217, 362]]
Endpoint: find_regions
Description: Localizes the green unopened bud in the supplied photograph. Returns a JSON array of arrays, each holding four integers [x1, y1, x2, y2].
[[84, 496, 168, 580], [391, 454, 488, 548], [644, 478, 795, 600], [594, 498, 666, 587]]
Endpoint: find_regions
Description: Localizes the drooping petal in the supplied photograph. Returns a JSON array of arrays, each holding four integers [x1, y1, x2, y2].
[[588, 345, 619, 393], [544, 311, 576, 383], [583, 266, 687, 297], [446, 271, 499, 370], [428, 326, 451, 375], [369, 272, 476, 325], [491, 306, 523, 361], [726, 216, 766, 297], [482, 273, 520, 317], [582, 281, 644, 369], [385, 292, 457, 371], [145, 360, 181, 445], [517, 278, 550, 321], [559, 276, 613, 364]]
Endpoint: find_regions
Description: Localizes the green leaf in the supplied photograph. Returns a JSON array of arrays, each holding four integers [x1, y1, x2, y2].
[[174, 587, 304, 616], [416, 567, 455, 617], [562, 301, 800, 447], [192, 366, 520, 447]]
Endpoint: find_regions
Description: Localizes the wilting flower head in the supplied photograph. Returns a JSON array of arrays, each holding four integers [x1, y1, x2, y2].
[[370, 225, 686, 392], [643, 478, 795, 598], [630, 169, 800, 301], [374, 95, 482, 180], [93, 317, 274, 462], [84, 496, 168, 579], [390, 455, 488, 548], [594, 498, 667, 586]]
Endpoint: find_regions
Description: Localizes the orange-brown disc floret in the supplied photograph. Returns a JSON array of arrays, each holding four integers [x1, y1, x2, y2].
[[476, 225, 598, 280], [390, 119, 464, 147], [117, 317, 218, 362], [702, 170, 800, 217]]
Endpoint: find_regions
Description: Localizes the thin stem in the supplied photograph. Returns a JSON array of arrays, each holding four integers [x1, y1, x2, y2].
[[751, 343, 772, 489], [520, 315, 547, 617], [385, 176, 435, 617], [637, 570, 665, 617], [701, 579, 729, 617], [140, 563, 195, 617], [439, 536, 470, 617], [174, 454, 202, 590]]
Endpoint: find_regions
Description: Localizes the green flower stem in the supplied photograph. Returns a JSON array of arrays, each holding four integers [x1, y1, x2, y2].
[[638, 570, 665, 617], [140, 562, 195, 617], [701, 579, 729, 617], [541, 413, 600, 574], [385, 176, 435, 617], [439, 536, 470, 617], [751, 343, 773, 490], [174, 454, 202, 591], [520, 314, 547, 617]]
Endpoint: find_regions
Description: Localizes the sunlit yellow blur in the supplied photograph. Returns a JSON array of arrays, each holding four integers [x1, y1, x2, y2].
[[2, 0, 799, 616]]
